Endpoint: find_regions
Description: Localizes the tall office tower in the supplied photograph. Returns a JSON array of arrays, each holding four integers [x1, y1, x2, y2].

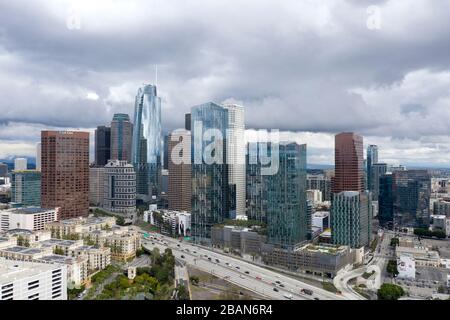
[[41, 131, 89, 219], [168, 129, 191, 212], [14, 158, 27, 171], [132, 85, 162, 200], [185, 113, 191, 131], [307, 174, 332, 201], [331, 191, 372, 248], [110, 113, 133, 163], [266, 142, 308, 249], [332, 132, 364, 194], [94, 126, 111, 166], [223, 104, 246, 218], [371, 163, 387, 200], [393, 170, 431, 228], [367, 145, 378, 193], [378, 173, 394, 228], [89, 165, 105, 207], [163, 134, 169, 170], [246, 142, 267, 224], [191, 102, 229, 242], [0, 163, 7, 177], [103, 160, 136, 218], [10, 170, 41, 207], [36, 143, 41, 171]]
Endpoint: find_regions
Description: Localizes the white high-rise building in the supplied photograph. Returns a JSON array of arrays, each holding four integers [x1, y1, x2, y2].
[[0, 258, 67, 300], [36, 143, 41, 171], [223, 104, 246, 219], [14, 158, 27, 171]]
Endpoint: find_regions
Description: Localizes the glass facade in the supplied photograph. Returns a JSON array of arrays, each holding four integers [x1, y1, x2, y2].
[[331, 191, 371, 249], [111, 113, 133, 163], [393, 170, 431, 228], [11, 170, 41, 207], [366, 145, 378, 194], [95, 126, 111, 166], [378, 173, 394, 228], [245, 142, 268, 224], [266, 143, 307, 250], [191, 102, 229, 242], [132, 85, 162, 200]]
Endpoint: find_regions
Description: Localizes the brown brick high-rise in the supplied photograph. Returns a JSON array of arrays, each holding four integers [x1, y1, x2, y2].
[[332, 132, 364, 194], [41, 131, 90, 219]]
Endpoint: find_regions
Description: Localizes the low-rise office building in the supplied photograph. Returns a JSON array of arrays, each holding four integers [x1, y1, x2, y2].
[[261, 243, 354, 278], [211, 225, 266, 254], [395, 246, 440, 267], [0, 207, 59, 232]]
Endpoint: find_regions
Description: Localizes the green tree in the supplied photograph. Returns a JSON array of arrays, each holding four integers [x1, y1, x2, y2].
[[190, 276, 200, 285], [386, 260, 399, 277], [177, 285, 190, 300], [390, 237, 399, 247], [377, 283, 405, 300], [116, 216, 125, 226]]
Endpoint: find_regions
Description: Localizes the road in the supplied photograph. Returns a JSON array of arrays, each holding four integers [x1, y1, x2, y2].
[[141, 232, 347, 300]]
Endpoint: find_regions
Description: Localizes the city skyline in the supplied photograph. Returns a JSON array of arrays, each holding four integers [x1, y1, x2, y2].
[[1, 1, 450, 167]]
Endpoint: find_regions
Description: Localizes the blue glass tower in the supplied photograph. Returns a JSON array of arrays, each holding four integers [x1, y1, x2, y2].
[[132, 84, 162, 200], [191, 102, 229, 242], [11, 170, 41, 207], [266, 142, 308, 249]]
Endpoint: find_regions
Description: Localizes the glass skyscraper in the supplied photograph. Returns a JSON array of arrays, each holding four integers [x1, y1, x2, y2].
[[111, 113, 133, 163], [266, 142, 308, 250], [393, 170, 431, 228], [331, 191, 372, 248], [132, 84, 162, 200], [246, 142, 268, 224], [367, 144, 379, 195], [378, 173, 394, 228], [95, 125, 111, 166], [11, 170, 41, 207], [191, 102, 229, 242]]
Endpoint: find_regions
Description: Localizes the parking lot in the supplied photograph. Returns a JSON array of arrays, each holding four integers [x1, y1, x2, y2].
[[395, 267, 450, 298]]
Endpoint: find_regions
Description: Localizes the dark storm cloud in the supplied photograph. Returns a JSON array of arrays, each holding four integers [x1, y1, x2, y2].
[[1, 0, 450, 165]]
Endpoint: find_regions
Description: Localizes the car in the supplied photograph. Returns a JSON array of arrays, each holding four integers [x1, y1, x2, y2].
[[239, 291, 244, 296], [273, 288, 279, 292], [181, 255, 185, 259], [301, 289, 313, 296], [245, 271, 250, 274], [240, 275, 245, 279], [215, 259, 220, 263], [235, 266, 240, 269], [256, 276, 262, 280], [177, 244, 180, 247], [314, 297, 320, 301], [283, 293, 293, 300], [279, 284, 285, 288], [275, 281, 281, 284], [225, 262, 229, 266], [208, 257, 212, 261], [193, 251, 197, 254]]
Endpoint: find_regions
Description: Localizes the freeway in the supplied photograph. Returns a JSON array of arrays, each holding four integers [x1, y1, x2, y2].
[[141, 231, 348, 300]]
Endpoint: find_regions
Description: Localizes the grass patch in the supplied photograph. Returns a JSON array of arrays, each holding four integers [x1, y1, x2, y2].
[[362, 270, 375, 279], [322, 282, 339, 293]]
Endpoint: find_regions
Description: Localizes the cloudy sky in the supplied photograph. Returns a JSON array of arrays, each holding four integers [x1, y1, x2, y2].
[[1, 0, 450, 167]]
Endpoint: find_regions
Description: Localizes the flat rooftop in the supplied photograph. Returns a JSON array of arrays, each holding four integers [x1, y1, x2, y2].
[[6, 207, 55, 214], [0, 258, 62, 284], [1, 246, 44, 255]]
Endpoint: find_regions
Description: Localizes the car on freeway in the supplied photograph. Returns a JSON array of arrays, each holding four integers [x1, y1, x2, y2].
[[245, 271, 250, 274], [256, 276, 262, 281], [208, 257, 212, 261], [181, 255, 185, 259], [235, 266, 240, 269], [193, 251, 197, 254], [275, 281, 281, 284], [301, 289, 313, 296], [314, 297, 320, 301], [177, 244, 180, 247], [273, 288, 279, 292], [279, 284, 285, 288], [284, 293, 293, 300], [225, 262, 229, 266], [215, 259, 220, 263]]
